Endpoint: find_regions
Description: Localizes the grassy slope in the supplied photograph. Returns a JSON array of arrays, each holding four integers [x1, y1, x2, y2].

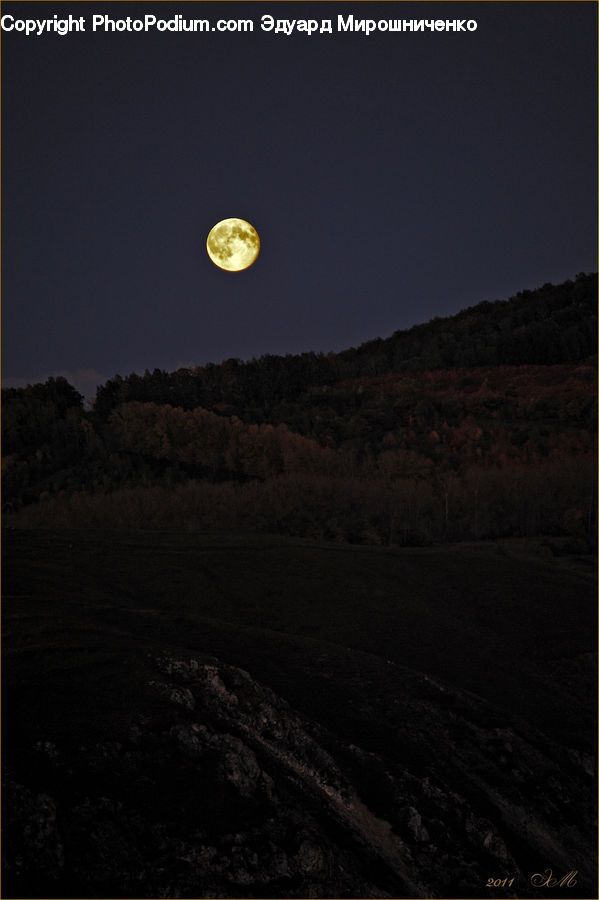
[[2, 530, 596, 765]]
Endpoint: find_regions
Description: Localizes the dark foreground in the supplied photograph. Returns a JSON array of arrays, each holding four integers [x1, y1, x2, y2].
[[2, 530, 597, 899]]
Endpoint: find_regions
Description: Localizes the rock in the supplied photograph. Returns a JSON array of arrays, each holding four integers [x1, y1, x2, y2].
[[295, 839, 328, 877], [215, 734, 261, 799], [148, 680, 195, 710], [2, 778, 64, 881], [397, 805, 430, 843], [482, 827, 514, 865], [34, 740, 59, 760], [3, 653, 597, 899]]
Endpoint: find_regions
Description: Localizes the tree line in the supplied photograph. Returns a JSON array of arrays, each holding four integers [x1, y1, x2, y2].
[[2, 274, 596, 547], [93, 273, 597, 421]]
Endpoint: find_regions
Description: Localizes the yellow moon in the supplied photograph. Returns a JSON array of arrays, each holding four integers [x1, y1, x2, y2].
[[206, 218, 260, 272]]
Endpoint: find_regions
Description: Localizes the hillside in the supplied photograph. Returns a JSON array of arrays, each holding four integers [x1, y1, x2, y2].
[[3, 274, 596, 546], [3, 365, 596, 547], [2, 530, 596, 899], [337, 272, 597, 375], [90, 273, 597, 419]]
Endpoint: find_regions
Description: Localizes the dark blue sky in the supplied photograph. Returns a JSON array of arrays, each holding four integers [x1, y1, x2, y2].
[[2, 1, 597, 398]]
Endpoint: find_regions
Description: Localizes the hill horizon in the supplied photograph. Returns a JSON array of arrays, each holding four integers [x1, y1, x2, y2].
[[2, 272, 596, 405], [99, 270, 599, 401], [2, 271, 596, 551]]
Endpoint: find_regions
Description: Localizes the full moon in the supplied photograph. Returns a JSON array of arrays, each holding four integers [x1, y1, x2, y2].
[[206, 218, 260, 272]]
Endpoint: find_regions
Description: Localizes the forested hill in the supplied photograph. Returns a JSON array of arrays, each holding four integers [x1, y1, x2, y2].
[[2, 272, 596, 545], [93, 273, 597, 419], [338, 272, 597, 374]]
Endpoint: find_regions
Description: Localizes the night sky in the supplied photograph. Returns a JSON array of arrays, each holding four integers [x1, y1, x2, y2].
[[2, 1, 597, 400]]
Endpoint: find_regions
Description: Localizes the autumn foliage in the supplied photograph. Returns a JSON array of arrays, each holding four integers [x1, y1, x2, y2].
[[2, 275, 597, 546]]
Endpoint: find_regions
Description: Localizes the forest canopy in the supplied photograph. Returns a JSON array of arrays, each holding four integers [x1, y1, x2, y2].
[[3, 274, 596, 547]]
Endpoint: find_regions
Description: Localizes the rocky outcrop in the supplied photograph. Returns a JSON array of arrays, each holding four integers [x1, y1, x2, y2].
[[3, 654, 596, 899]]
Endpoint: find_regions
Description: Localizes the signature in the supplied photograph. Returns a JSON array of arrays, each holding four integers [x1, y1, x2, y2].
[[530, 869, 578, 888]]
